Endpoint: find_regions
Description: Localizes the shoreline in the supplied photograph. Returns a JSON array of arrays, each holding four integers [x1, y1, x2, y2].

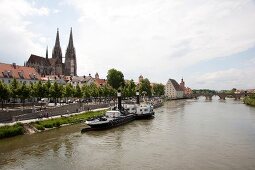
[[0, 108, 108, 139], [0, 101, 165, 139]]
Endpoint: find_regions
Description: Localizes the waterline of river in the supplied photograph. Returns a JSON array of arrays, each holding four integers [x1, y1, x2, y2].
[[1, 98, 255, 170]]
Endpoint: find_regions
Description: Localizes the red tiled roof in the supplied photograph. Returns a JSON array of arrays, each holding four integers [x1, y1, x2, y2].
[[0, 63, 41, 80], [95, 78, 107, 86]]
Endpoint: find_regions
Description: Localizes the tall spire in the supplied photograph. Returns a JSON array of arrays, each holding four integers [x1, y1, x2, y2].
[[52, 28, 62, 60], [67, 27, 74, 49], [55, 28, 60, 47], [46, 46, 48, 59], [52, 28, 63, 75], [65, 27, 77, 76]]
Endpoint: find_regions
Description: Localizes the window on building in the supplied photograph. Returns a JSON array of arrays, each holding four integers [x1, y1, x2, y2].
[[18, 71, 24, 79], [7, 71, 13, 78], [2, 71, 8, 78]]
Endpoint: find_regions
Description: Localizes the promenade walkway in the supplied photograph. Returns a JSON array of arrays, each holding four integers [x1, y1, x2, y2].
[[0, 107, 109, 127]]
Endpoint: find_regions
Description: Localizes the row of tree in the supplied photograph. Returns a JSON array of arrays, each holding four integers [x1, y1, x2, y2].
[[107, 68, 165, 97], [0, 68, 165, 109]]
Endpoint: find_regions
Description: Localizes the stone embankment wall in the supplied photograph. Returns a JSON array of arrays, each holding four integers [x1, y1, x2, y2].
[[0, 103, 110, 123]]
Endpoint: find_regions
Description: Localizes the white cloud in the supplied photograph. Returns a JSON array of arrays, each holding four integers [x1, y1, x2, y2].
[[68, 0, 255, 84], [0, 0, 254, 90], [53, 9, 60, 14], [0, 0, 49, 64], [188, 65, 255, 90]]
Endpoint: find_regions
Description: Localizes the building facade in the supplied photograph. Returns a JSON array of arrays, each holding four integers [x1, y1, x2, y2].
[[25, 28, 77, 76], [0, 63, 41, 84], [179, 78, 192, 96], [165, 79, 184, 99]]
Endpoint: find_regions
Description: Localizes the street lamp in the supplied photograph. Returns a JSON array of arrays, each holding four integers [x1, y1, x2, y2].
[[136, 90, 140, 104], [117, 90, 122, 111]]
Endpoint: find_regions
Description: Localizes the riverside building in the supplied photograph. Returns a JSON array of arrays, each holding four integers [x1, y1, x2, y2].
[[165, 79, 184, 99], [0, 63, 41, 84]]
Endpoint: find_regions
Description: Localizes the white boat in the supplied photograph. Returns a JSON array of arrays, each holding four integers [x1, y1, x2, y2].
[[124, 103, 155, 119]]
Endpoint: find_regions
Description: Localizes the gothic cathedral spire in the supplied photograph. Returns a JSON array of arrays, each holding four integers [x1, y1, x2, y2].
[[52, 28, 63, 75], [52, 28, 62, 61], [68, 27, 74, 49], [46, 46, 48, 59], [65, 27, 77, 76]]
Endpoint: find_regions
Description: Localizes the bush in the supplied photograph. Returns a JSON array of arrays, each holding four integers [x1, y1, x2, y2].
[[244, 97, 255, 106], [44, 123, 54, 128], [0, 124, 24, 139], [54, 121, 61, 127], [34, 124, 45, 131]]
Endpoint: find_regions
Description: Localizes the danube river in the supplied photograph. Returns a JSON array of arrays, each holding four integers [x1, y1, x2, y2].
[[1, 98, 255, 170]]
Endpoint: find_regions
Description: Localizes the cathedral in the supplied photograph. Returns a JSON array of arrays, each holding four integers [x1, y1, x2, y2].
[[25, 28, 77, 76]]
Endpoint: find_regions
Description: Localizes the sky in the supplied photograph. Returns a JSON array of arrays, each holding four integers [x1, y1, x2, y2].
[[0, 0, 255, 90]]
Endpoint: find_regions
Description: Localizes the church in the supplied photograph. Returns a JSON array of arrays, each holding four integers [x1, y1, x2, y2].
[[25, 28, 77, 76]]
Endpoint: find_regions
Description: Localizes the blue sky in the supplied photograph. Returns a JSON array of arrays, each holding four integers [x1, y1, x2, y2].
[[0, 0, 255, 90]]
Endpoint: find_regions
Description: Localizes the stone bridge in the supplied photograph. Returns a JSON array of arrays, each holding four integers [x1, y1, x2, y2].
[[192, 92, 254, 100]]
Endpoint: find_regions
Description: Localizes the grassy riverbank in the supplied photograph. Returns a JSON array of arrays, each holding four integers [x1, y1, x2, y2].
[[0, 110, 106, 139], [244, 96, 255, 107], [31, 110, 106, 130], [0, 123, 24, 139]]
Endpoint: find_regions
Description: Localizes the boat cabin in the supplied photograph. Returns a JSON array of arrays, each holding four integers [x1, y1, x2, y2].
[[136, 105, 153, 115], [105, 110, 121, 118], [124, 104, 137, 114]]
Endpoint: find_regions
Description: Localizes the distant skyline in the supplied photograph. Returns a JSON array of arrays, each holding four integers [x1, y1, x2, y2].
[[0, 0, 255, 90]]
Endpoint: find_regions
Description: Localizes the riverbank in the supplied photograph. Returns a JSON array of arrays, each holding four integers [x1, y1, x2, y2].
[[243, 96, 255, 106], [0, 100, 165, 139], [0, 109, 106, 139], [0, 123, 24, 139]]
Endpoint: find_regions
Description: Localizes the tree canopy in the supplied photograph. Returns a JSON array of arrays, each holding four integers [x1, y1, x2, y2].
[[139, 78, 152, 97], [152, 83, 165, 96], [107, 68, 125, 90]]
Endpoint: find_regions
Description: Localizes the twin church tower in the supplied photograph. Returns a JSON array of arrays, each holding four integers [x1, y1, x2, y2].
[[26, 28, 77, 76]]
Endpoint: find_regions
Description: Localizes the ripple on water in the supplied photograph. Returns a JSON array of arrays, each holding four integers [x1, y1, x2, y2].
[[1, 100, 255, 170]]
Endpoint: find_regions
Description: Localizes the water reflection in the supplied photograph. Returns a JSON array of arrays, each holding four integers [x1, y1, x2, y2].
[[1, 99, 255, 170]]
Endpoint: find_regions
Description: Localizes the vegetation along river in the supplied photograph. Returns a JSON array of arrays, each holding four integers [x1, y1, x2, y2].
[[1, 97, 255, 170]]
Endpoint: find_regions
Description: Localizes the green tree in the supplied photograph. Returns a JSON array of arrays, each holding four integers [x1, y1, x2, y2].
[[18, 83, 30, 108], [106, 68, 125, 90], [44, 80, 52, 99], [90, 83, 99, 98], [50, 82, 62, 105], [0, 81, 10, 110], [139, 78, 152, 97], [74, 85, 82, 98], [82, 84, 91, 99], [126, 79, 136, 97], [34, 81, 46, 101], [64, 83, 74, 101], [29, 82, 36, 103], [9, 79, 20, 103], [152, 83, 165, 96], [101, 85, 110, 97]]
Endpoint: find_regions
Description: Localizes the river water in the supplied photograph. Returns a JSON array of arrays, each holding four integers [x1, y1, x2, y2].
[[1, 98, 255, 170]]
